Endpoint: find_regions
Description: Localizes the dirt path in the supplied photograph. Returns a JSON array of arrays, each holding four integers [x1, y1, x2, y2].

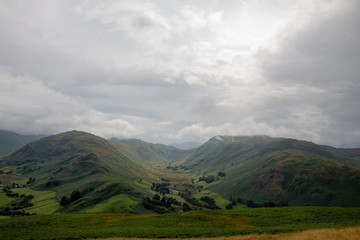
[[88, 226, 360, 240]]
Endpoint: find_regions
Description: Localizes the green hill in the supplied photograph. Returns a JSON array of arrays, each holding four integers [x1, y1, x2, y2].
[[179, 135, 360, 207], [0, 130, 28, 156], [109, 138, 189, 165], [0, 131, 155, 213], [0, 130, 44, 156], [1, 131, 360, 214]]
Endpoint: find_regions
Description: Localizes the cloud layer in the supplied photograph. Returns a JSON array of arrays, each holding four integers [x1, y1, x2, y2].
[[0, 0, 359, 147]]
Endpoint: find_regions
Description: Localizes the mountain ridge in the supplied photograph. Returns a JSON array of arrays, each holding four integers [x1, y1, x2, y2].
[[1, 130, 360, 214]]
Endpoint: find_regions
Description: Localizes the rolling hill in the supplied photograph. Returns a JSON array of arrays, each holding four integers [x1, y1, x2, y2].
[[0, 131, 157, 213], [179, 135, 360, 206], [0, 130, 43, 156], [109, 138, 189, 166], [1, 131, 360, 214]]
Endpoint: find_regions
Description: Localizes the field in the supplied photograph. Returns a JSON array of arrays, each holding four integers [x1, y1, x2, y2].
[[12, 188, 60, 213], [86, 194, 138, 213], [0, 191, 13, 207], [1, 207, 360, 240], [194, 189, 231, 209], [0, 173, 27, 185], [92, 226, 360, 240]]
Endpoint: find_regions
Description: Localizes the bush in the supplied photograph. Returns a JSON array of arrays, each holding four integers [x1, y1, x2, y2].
[[225, 203, 233, 209], [246, 200, 255, 208]]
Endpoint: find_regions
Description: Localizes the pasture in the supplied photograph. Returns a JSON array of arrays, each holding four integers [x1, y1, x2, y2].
[[1, 206, 360, 240]]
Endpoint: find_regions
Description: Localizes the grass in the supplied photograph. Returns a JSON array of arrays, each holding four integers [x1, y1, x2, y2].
[[12, 188, 59, 214], [193, 189, 231, 209], [0, 173, 27, 185], [86, 194, 138, 213], [90, 226, 360, 240], [0, 191, 14, 207], [0, 207, 360, 240], [133, 178, 154, 192], [11, 178, 28, 185]]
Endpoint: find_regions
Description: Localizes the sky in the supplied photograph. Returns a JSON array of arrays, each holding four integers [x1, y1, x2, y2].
[[0, 0, 359, 147]]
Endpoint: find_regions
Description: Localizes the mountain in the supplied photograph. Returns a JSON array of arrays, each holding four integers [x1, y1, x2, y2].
[[170, 141, 202, 150], [179, 135, 360, 206], [0, 130, 45, 156], [0, 131, 155, 212], [2, 131, 360, 214], [109, 138, 189, 165], [0, 130, 26, 156]]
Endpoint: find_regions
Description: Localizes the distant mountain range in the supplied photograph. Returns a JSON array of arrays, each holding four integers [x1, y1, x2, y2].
[[0, 130, 44, 156], [1, 130, 360, 214], [179, 135, 360, 206]]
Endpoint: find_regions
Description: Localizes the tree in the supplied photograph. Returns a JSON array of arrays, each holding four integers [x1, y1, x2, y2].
[[246, 200, 255, 208], [263, 201, 275, 207], [70, 190, 82, 202], [279, 201, 289, 207], [182, 203, 191, 212], [153, 194, 161, 201], [225, 203, 233, 209], [60, 196, 70, 206]]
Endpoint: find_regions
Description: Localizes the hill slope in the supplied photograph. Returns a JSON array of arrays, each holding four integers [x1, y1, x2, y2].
[[0, 131, 155, 213], [109, 138, 189, 165], [0, 130, 44, 156], [179, 135, 360, 206]]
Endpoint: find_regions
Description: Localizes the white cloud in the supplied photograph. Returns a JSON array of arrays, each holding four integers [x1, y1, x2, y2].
[[173, 118, 322, 144], [0, 0, 359, 147], [0, 67, 142, 138]]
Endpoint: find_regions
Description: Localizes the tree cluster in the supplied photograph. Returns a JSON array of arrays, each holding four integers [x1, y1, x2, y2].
[[60, 190, 82, 206], [0, 187, 34, 216], [46, 180, 61, 187], [198, 175, 215, 184], [26, 177, 36, 185], [200, 196, 220, 209], [151, 183, 170, 195], [245, 200, 289, 208], [142, 194, 181, 214]]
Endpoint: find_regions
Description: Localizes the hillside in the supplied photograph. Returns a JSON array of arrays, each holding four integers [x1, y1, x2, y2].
[[0, 130, 26, 156], [179, 135, 360, 207], [0, 130, 43, 156], [1, 132, 360, 214], [0, 131, 156, 213], [109, 138, 189, 166]]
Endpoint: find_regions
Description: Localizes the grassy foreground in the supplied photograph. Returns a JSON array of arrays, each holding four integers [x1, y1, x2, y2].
[[1, 207, 360, 240], [91, 226, 360, 240]]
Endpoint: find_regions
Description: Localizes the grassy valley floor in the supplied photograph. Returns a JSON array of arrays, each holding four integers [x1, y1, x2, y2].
[[1, 207, 360, 240], [90, 226, 360, 240]]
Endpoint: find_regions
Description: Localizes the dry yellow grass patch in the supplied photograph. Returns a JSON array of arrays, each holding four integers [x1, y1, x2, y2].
[[88, 226, 360, 240]]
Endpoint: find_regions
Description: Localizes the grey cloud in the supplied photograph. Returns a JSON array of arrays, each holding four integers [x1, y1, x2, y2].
[[258, 1, 360, 147], [0, 0, 359, 147]]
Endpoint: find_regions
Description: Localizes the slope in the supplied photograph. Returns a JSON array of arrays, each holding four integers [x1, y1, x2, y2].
[[0, 130, 44, 156], [179, 135, 360, 206], [0, 131, 155, 213], [110, 138, 189, 166], [0, 130, 29, 156]]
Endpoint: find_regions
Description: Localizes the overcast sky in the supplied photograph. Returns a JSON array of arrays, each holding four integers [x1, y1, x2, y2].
[[0, 0, 359, 147]]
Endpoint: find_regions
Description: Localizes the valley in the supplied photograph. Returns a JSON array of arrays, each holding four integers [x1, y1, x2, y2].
[[1, 131, 360, 214], [1, 130, 360, 239]]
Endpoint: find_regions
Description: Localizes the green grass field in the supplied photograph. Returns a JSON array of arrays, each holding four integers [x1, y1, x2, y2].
[[1, 207, 360, 240], [194, 189, 231, 209], [86, 194, 138, 213], [12, 188, 59, 214], [0, 191, 14, 207], [0, 173, 27, 185]]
